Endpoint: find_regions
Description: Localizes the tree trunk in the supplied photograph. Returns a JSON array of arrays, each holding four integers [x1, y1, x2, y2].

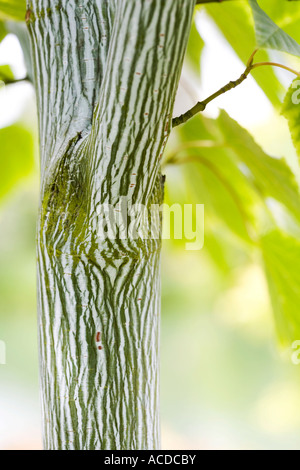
[[27, 0, 195, 450]]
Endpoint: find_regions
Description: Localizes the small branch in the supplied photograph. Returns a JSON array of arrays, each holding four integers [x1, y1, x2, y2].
[[0, 76, 30, 86], [195, 0, 236, 4], [173, 52, 300, 128], [247, 48, 259, 67], [173, 66, 252, 128]]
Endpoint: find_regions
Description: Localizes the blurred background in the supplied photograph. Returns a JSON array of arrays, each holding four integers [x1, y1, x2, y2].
[[1, 2, 300, 450]]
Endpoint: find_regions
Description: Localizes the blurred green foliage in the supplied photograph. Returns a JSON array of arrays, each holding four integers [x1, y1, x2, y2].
[[0, 125, 34, 202], [0, 0, 26, 21], [0, 21, 6, 41], [249, 0, 300, 55], [0, 64, 14, 81], [168, 0, 300, 347], [283, 79, 300, 165]]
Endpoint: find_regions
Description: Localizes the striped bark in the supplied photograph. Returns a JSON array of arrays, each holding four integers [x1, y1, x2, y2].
[[27, 0, 195, 450]]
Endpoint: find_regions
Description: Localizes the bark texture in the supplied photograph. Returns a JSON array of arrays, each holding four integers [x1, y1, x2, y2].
[[28, 0, 195, 450]]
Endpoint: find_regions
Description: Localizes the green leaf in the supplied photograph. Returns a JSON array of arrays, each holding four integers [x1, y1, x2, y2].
[[186, 155, 254, 242], [171, 110, 300, 229], [0, 64, 14, 82], [249, 0, 300, 56], [282, 79, 300, 165], [262, 230, 300, 344], [255, 0, 300, 45], [217, 110, 300, 225], [168, 110, 300, 280], [0, 0, 26, 21], [171, 112, 300, 337], [168, 115, 261, 245], [205, 1, 283, 107], [164, 148, 252, 272], [0, 20, 6, 42], [0, 124, 34, 202]]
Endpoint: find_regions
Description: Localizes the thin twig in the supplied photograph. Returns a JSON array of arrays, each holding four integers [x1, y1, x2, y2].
[[172, 53, 300, 128], [247, 48, 259, 67], [195, 0, 236, 4], [251, 62, 300, 77], [0, 77, 29, 86], [173, 66, 252, 128]]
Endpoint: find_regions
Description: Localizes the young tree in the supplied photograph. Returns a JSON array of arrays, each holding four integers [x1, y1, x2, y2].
[[28, 0, 195, 450], [2, 0, 300, 450]]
